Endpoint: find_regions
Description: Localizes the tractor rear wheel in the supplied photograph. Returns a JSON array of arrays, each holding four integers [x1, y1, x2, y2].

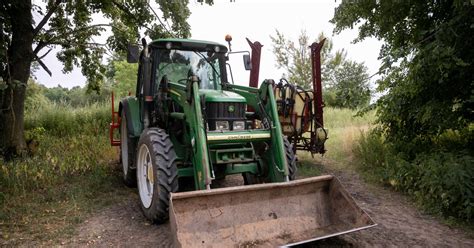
[[136, 128, 178, 223], [120, 111, 136, 187]]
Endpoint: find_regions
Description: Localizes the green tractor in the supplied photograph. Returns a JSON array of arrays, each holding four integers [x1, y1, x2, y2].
[[109, 37, 375, 246]]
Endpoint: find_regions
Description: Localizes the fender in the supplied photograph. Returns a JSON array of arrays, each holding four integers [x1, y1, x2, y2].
[[119, 97, 143, 138]]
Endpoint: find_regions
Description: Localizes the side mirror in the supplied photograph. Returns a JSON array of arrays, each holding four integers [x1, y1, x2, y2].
[[127, 44, 139, 63], [243, 54, 252, 71]]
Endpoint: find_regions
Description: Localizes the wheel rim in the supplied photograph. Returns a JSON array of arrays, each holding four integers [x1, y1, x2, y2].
[[137, 144, 154, 208], [120, 117, 128, 177]]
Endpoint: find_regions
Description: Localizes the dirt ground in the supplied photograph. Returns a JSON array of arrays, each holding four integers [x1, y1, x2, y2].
[[65, 163, 474, 247]]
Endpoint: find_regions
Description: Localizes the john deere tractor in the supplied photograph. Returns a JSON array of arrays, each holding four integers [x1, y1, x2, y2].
[[109, 37, 375, 247]]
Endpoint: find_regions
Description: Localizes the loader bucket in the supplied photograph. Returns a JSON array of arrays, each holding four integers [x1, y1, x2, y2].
[[169, 175, 376, 247]]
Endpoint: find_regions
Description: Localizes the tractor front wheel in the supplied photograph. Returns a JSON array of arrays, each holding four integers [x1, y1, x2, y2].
[[136, 128, 178, 223], [243, 136, 297, 185], [283, 136, 297, 180]]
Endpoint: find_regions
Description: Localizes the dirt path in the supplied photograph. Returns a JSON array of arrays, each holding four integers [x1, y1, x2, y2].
[[66, 164, 473, 247], [320, 167, 473, 247]]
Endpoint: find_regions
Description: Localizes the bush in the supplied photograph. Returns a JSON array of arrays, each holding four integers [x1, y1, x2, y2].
[[354, 131, 474, 221]]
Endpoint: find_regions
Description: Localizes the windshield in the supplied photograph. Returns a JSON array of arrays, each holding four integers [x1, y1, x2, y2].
[[156, 49, 223, 89]]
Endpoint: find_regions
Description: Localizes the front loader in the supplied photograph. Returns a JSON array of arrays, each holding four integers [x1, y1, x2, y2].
[[109, 37, 375, 247]]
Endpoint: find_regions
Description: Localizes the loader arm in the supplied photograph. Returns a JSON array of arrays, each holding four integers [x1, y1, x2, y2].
[[225, 80, 289, 182], [167, 80, 212, 190]]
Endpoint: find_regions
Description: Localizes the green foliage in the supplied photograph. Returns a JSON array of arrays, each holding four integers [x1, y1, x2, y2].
[[25, 79, 111, 109], [25, 79, 49, 111], [354, 131, 474, 221], [326, 61, 371, 109], [332, 0, 474, 147], [271, 30, 314, 89], [108, 60, 139, 98], [333, 0, 474, 222], [270, 30, 371, 109]]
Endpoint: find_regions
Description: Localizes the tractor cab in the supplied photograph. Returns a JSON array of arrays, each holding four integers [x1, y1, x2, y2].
[[152, 40, 228, 91]]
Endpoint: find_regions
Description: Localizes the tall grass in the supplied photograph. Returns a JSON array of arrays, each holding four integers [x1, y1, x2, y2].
[[0, 101, 126, 244], [323, 108, 375, 164], [1, 101, 114, 192], [24, 101, 110, 137], [297, 107, 375, 176]]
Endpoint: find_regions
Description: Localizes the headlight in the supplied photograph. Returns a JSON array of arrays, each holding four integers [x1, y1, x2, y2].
[[215, 121, 229, 131], [232, 121, 245, 131]]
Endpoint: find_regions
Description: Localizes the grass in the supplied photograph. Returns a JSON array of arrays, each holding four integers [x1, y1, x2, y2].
[[0, 101, 131, 245], [297, 107, 375, 177]]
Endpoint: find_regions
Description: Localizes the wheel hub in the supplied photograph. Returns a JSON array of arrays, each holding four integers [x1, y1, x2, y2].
[[138, 144, 154, 208]]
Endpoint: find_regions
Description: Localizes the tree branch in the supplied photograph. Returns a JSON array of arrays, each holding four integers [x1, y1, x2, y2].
[[34, 24, 112, 55], [41, 24, 112, 39], [36, 48, 52, 61], [33, 41, 47, 55], [35, 55, 52, 76], [112, 1, 153, 32], [32, 0, 62, 38]]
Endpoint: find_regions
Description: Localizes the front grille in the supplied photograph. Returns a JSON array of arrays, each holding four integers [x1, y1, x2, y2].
[[205, 102, 246, 131]]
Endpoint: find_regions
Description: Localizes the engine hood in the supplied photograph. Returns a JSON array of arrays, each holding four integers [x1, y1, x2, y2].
[[199, 89, 246, 103]]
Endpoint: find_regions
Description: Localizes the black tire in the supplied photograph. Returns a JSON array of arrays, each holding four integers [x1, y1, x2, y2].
[[243, 137, 297, 185], [120, 110, 136, 187], [136, 128, 178, 223], [243, 172, 264, 185], [283, 136, 297, 180]]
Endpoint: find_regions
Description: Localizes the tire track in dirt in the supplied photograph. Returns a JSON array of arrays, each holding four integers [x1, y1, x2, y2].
[[66, 194, 173, 247]]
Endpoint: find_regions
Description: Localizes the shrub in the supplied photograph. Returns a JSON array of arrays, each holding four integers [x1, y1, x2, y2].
[[354, 130, 474, 221]]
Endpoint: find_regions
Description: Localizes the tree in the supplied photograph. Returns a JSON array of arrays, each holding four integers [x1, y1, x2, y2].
[[270, 29, 371, 109], [0, 0, 213, 158], [331, 0, 473, 151], [326, 60, 370, 109], [107, 59, 139, 98]]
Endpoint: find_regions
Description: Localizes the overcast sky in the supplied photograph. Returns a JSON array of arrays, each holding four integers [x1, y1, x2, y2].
[[34, 0, 382, 89]]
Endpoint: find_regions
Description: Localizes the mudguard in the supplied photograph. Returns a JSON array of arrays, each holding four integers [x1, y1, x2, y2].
[[119, 97, 143, 138]]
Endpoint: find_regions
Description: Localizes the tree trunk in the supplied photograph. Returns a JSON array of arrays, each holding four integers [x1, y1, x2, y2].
[[0, 0, 33, 158]]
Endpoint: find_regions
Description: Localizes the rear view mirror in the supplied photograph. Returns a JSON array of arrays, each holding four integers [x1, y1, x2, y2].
[[243, 54, 252, 70], [127, 44, 139, 63]]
